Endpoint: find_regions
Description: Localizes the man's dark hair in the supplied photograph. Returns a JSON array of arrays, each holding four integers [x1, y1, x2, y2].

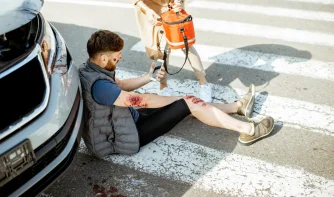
[[87, 30, 124, 58]]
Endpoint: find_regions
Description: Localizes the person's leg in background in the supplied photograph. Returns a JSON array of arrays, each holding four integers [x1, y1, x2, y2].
[[183, 45, 213, 102], [133, 0, 173, 95], [157, 42, 212, 98]]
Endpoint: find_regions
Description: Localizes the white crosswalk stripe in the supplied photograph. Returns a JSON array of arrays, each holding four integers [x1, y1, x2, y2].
[[194, 18, 334, 47], [189, 1, 334, 22], [284, 0, 334, 5]]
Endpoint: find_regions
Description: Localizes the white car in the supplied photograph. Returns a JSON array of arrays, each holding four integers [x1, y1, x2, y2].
[[0, 0, 83, 196]]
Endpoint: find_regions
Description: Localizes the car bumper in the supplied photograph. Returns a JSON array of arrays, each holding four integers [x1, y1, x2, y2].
[[2, 89, 83, 197]]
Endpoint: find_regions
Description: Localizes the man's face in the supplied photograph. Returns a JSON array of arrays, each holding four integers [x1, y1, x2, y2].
[[104, 51, 122, 71]]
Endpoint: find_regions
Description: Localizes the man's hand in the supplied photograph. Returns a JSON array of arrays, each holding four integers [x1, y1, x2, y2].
[[156, 66, 166, 81], [148, 62, 166, 81]]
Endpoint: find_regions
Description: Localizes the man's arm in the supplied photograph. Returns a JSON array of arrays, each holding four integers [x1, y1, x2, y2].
[[116, 62, 165, 91], [114, 90, 182, 108], [92, 79, 180, 108], [116, 75, 150, 92]]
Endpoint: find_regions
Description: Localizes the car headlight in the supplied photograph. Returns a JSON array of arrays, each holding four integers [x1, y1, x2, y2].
[[40, 19, 57, 77], [40, 20, 72, 76]]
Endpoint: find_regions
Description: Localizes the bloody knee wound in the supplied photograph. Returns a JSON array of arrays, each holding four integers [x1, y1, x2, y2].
[[185, 96, 206, 106]]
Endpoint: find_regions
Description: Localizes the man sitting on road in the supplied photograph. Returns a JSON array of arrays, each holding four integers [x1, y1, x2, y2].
[[79, 30, 275, 157]]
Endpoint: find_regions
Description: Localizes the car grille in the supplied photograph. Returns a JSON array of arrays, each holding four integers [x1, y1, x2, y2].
[[0, 90, 80, 197], [0, 53, 49, 139]]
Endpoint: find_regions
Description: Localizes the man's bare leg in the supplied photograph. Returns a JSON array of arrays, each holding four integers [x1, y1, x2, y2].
[[186, 102, 241, 117], [209, 102, 242, 114], [183, 96, 254, 135]]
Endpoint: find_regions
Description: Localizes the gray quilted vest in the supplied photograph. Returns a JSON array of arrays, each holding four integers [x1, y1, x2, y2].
[[79, 60, 140, 157]]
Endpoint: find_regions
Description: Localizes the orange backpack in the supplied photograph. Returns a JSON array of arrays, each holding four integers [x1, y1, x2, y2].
[[161, 9, 195, 50], [160, 8, 195, 75]]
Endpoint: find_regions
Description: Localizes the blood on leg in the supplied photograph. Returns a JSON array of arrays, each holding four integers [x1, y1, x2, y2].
[[185, 96, 206, 107]]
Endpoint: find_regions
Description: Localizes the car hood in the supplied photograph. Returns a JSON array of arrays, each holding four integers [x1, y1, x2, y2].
[[0, 0, 43, 35]]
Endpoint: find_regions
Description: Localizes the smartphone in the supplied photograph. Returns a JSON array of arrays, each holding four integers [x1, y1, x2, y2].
[[151, 59, 164, 81]]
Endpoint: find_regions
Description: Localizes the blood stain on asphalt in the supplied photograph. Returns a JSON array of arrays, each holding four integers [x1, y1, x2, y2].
[[92, 184, 126, 197]]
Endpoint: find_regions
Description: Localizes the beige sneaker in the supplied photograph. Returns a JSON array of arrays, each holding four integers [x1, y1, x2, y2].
[[238, 116, 275, 146], [237, 84, 255, 118]]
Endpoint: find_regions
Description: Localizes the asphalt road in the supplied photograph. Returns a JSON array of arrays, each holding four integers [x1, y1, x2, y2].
[[39, 0, 334, 196]]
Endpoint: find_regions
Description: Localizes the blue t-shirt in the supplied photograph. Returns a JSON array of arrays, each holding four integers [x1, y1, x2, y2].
[[92, 79, 139, 122]]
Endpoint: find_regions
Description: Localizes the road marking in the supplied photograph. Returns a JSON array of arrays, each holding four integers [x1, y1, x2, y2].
[[284, 0, 334, 5], [79, 136, 334, 196], [116, 68, 334, 136], [44, 0, 133, 8], [194, 18, 334, 47], [189, 1, 334, 22], [131, 41, 334, 82]]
